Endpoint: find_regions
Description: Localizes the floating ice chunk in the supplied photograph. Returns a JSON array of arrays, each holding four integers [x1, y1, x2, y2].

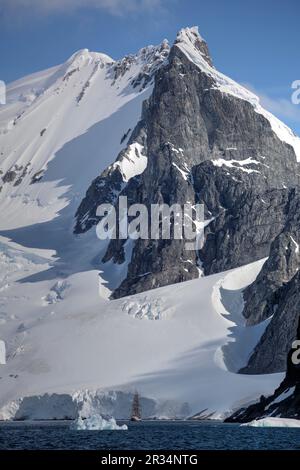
[[71, 415, 128, 431], [242, 417, 300, 428]]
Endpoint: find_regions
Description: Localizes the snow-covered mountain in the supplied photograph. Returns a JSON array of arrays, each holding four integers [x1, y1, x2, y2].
[[0, 41, 169, 228], [0, 27, 299, 420]]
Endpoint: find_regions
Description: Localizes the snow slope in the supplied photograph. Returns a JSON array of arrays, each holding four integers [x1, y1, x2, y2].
[[0, 252, 282, 420], [0, 42, 168, 299], [0, 45, 167, 230]]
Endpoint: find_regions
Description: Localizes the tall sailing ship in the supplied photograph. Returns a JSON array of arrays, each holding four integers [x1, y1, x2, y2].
[[130, 391, 142, 422]]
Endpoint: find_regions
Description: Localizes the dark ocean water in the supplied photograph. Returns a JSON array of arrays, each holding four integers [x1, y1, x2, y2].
[[0, 420, 299, 450]]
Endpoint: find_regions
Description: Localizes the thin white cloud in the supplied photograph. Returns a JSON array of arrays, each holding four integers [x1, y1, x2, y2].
[[243, 83, 300, 124], [0, 0, 163, 17]]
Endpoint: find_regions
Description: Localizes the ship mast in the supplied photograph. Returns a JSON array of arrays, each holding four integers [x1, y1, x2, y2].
[[130, 391, 141, 421]]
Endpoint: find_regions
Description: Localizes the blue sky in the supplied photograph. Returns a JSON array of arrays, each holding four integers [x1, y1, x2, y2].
[[1, 0, 300, 134]]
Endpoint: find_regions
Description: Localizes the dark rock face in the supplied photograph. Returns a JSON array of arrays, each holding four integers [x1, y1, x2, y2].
[[243, 189, 300, 325], [241, 266, 300, 374], [74, 27, 300, 375], [74, 162, 125, 234], [198, 185, 293, 275], [237, 189, 300, 373], [226, 315, 300, 422], [75, 31, 299, 297]]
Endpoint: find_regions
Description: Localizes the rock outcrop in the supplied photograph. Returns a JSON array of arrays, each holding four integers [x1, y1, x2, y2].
[[226, 315, 300, 422]]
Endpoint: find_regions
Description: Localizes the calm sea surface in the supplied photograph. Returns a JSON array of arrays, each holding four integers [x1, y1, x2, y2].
[[0, 420, 299, 450]]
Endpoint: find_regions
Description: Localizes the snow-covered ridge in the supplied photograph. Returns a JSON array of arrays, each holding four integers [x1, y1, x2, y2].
[[177, 26, 205, 44], [66, 49, 114, 68], [0, 38, 170, 230], [176, 27, 300, 161], [111, 40, 170, 89]]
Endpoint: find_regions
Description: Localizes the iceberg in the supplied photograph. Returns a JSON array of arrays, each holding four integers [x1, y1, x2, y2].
[[71, 415, 128, 431], [242, 417, 300, 428]]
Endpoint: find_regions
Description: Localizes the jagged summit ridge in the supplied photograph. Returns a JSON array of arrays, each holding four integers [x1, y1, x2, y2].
[[111, 39, 170, 90], [4, 25, 300, 161], [175, 26, 213, 67], [174, 27, 300, 160], [177, 26, 205, 42]]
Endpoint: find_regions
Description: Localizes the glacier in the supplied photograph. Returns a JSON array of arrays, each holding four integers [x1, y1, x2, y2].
[[0, 254, 283, 420]]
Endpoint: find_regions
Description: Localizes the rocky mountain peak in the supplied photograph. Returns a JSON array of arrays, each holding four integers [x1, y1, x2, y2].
[[174, 26, 213, 67]]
